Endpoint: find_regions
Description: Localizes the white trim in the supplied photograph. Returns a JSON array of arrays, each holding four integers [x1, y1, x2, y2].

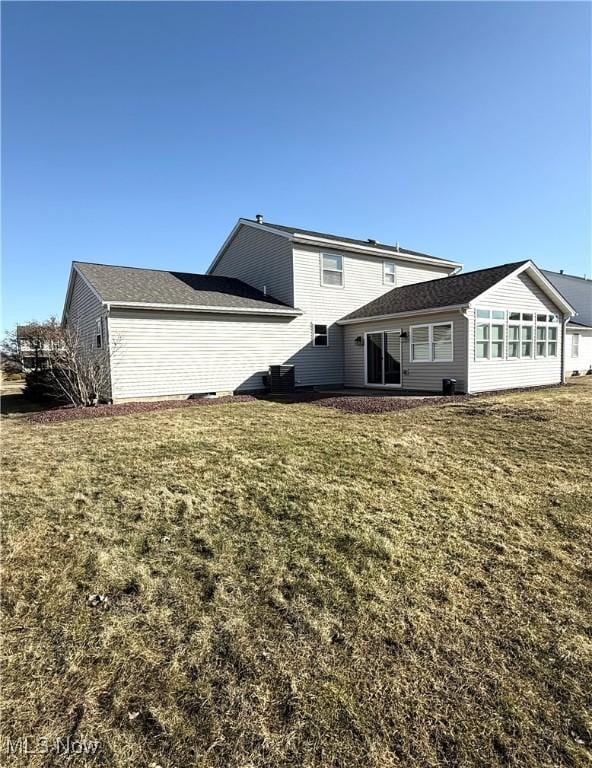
[[207, 219, 462, 271], [474, 310, 506, 361], [320, 252, 344, 289], [469, 261, 576, 316], [206, 219, 293, 275], [106, 301, 301, 316], [410, 322, 454, 363], [293, 231, 461, 268], [364, 329, 403, 388], [312, 322, 330, 348], [338, 304, 467, 326], [61, 264, 104, 325]]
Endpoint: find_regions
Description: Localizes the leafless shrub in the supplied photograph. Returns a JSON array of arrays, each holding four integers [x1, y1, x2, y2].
[[26, 324, 114, 407]]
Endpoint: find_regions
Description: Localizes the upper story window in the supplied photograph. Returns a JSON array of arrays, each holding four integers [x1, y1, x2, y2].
[[410, 322, 453, 362], [383, 261, 396, 285], [321, 253, 344, 287]]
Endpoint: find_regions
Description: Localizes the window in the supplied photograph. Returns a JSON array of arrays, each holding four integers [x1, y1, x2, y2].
[[313, 323, 329, 347], [321, 253, 343, 287], [95, 318, 103, 349], [508, 312, 533, 359], [433, 323, 453, 361], [508, 325, 520, 358], [411, 323, 453, 362], [411, 326, 430, 361], [535, 315, 559, 358], [491, 324, 504, 358], [383, 261, 396, 285], [522, 325, 533, 357], [476, 309, 505, 360], [476, 323, 489, 359], [572, 334, 580, 358]]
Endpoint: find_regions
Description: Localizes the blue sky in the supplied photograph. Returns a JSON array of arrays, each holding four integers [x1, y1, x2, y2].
[[2, 1, 590, 332]]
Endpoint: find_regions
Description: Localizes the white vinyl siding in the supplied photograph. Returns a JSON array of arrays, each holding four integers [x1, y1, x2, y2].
[[209, 224, 294, 306], [108, 309, 303, 400], [65, 271, 111, 400], [565, 328, 592, 374], [291, 244, 454, 386], [469, 272, 564, 392], [344, 311, 467, 392]]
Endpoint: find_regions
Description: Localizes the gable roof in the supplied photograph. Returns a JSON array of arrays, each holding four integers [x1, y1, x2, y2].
[[69, 262, 300, 315], [207, 218, 462, 273], [339, 261, 528, 323]]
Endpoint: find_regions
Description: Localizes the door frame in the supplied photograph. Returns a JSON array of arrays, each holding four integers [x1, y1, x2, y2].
[[364, 328, 403, 388]]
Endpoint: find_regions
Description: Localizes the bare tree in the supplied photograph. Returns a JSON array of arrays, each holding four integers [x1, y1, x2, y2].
[[42, 324, 114, 407]]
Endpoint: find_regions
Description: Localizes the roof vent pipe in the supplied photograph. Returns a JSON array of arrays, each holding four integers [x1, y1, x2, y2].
[[263, 285, 267, 296], [256, 213, 264, 224], [560, 269, 564, 274]]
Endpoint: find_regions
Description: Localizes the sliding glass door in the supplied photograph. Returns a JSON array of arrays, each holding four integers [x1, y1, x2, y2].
[[366, 331, 401, 387]]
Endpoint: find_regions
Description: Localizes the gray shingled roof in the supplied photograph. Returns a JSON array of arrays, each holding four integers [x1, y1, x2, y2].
[[246, 220, 459, 264], [340, 261, 528, 322], [73, 262, 298, 312]]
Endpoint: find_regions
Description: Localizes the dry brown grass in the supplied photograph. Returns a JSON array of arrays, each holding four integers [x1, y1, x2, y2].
[[2, 379, 591, 767]]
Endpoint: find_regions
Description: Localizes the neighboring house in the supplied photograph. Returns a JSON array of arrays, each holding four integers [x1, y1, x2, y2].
[[62, 217, 575, 402], [542, 270, 592, 376], [16, 325, 60, 371]]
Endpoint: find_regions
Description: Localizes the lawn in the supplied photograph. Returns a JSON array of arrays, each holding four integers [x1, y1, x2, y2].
[[2, 380, 591, 767]]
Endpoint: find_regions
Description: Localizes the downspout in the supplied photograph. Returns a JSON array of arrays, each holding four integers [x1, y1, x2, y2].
[[104, 303, 114, 403], [561, 314, 569, 384], [461, 307, 471, 394]]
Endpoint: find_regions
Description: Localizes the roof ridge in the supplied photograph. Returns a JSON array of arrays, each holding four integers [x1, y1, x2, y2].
[[390, 259, 528, 292], [242, 219, 457, 263], [73, 260, 202, 276]]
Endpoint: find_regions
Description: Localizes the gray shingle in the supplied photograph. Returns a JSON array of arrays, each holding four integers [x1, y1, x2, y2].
[[340, 261, 528, 322], [73, 262, 297, 312], [248, 219, 458, 264]]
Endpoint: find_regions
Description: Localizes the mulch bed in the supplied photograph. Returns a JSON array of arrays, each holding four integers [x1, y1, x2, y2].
[[27, 382, 564, 424], [27, 395, 257, 424], [258, 390, 471, 414]]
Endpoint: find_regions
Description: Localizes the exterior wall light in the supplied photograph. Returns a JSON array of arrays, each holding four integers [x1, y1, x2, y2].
[[355, 336, 364, 346]]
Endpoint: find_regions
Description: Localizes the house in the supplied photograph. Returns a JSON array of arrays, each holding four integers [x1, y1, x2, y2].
[[16, 323, 62, 371], [542, 270, 592, 376], [61, 216, 576, 402]]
